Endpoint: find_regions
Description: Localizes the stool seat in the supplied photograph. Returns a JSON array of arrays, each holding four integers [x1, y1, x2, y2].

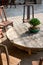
[[0, 22, 4, 26], [2, 21, 13, 27]]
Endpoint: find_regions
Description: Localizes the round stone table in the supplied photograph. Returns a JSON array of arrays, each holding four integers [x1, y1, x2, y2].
[[6, 22, 43, 55]]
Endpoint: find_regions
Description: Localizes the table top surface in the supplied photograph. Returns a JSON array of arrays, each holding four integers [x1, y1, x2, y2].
[[6, 20, 43, 48]]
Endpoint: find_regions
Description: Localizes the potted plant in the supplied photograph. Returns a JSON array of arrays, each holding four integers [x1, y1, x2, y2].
[[29, 18, 40, 33]]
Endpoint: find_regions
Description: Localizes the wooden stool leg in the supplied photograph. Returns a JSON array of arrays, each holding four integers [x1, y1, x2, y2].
[[23, 6, 25, 23], [27, 6, 30, 20], [0, 44, 9, 65], [2, 7, 7, 21], [0, 52, 3, 65], [32, 6, 34, 18], [28, 49, 32, 55], [4, 45, 9, 65]]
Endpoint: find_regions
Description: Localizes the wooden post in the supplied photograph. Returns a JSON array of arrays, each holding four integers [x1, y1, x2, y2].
[[28, 49, 32, 55], [23, 5, 25, 22], [32, 5, 34, 18], [0, 50, 3, 65], [2, 7, 7, 21]]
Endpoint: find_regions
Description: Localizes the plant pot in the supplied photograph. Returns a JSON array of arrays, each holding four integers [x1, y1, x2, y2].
[[29, 27, 40, 33]]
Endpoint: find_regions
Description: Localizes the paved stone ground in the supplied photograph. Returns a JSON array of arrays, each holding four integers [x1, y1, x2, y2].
[[0, 4, 43, 65], [4, 4, 43, 20]]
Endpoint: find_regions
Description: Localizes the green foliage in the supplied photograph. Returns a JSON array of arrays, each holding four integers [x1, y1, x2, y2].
[[29, 18, 40, 26]]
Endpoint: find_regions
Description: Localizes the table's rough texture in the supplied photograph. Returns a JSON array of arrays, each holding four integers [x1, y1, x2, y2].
[[6, 12, 43, 55], [6, 17, 43, 49]]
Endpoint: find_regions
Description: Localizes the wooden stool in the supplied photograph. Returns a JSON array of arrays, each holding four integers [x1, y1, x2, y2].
[[0, 6, 13, 31], [23, 4, 34, 23], [0, 44, 9, 65], [32, 57, 43, 65], [10, 0, 16, 8]]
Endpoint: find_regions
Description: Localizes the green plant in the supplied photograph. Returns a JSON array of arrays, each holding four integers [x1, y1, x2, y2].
[[29, 18, 40, 33], [29, 18, 40, 27]]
